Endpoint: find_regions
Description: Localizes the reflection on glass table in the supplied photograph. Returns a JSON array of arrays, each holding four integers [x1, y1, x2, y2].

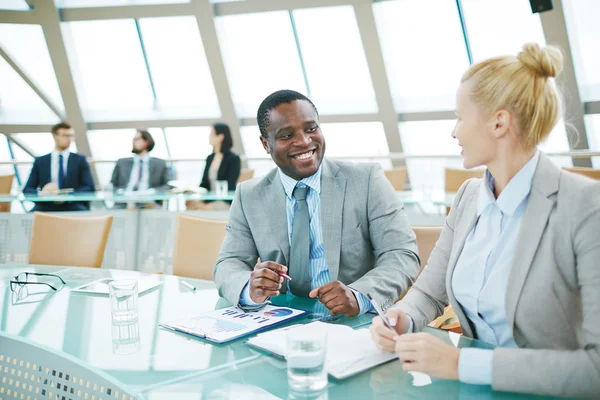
[[0, 265, 372, 395], [141, 327, 564, 400]]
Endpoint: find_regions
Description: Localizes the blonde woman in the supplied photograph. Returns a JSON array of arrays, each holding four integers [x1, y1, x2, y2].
[[371, 43, 600, 398]]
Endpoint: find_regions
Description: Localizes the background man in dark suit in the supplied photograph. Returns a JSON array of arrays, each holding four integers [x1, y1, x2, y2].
[[23, 122, 95, 212]]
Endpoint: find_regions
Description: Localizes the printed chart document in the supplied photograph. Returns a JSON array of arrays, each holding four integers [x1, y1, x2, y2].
[[160, 305, 308, 344], [246, 322, 398, 379]]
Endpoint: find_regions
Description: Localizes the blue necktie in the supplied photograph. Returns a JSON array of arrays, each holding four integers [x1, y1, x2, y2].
[[289, 185, 311, 297], [58, 154, 66, 189]]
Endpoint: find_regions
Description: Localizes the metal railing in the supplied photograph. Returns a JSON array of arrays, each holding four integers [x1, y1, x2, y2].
[[0, 150, 598, 166]]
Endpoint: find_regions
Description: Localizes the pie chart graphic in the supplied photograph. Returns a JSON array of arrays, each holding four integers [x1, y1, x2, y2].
[[263, 308, 293, 317]]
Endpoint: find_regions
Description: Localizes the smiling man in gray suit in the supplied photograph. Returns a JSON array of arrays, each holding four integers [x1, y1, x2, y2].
[[110, 130, 172, 192], [214, 90, 419, 317]]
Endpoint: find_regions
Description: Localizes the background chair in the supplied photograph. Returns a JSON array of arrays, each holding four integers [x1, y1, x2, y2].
[[384, 167, 408, 191], [28, 212, 113, 268], [564, 166, 600, 180], [445, 168, 485, 214], [397, 226, 442, 301], [0, 331, 135, 400], [172, 214, 227, 280], [0, 174, 14, 213], [237, 168, 255, 185]]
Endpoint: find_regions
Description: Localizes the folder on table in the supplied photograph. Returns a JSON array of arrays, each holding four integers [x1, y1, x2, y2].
[[160, 305, 308, 344]]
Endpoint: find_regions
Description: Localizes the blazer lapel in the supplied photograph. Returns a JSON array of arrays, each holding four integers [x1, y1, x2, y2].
[[261, 170, 290, 264], [505, 153, 559, 331], [445, 183, 479, 338], [321, 159, 345, 281]]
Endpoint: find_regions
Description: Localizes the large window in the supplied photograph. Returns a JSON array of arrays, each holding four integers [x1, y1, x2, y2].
[[462, 0, 546, 61], [216, 12, 307, 118], [0, 24, 64, 113], [293, 6, 377, 114], [0, 57, 58, 124], [55, 0, 189, 7], [584, 114, 600, 167], [563, 0, 600, 101], [374, 0, 469, 112], [0, 0, 29, 10], [399, 120, 463, 192], [62, 20, 154, 121], [138, 17, 220, 118], [164, 126, 212, 186]]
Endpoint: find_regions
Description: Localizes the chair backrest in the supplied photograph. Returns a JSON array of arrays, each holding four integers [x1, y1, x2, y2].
[[564, 167, 600, 180], [0, 331, 135, 400], [172, 214, 228, 280], [384, 167, 407, 191], [237, 169, 255, 185], [396, 226, 443, 302], [0, 174, 14, 213], [444, 168, 485, 193], [28, 212, 113, 268], [413, 226, 443, 272]]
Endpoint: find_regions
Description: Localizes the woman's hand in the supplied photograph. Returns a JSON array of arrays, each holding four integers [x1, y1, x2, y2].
[[370, 307, 412, 352], [394, 332, 460, 380]]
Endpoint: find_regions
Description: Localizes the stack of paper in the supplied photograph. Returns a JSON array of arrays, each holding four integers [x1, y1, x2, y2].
[[246, 322, 398, 379]]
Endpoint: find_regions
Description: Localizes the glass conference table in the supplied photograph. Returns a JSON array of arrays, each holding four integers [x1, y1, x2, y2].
[[0, 190, 454, 207], [0, 264, 562, 400]]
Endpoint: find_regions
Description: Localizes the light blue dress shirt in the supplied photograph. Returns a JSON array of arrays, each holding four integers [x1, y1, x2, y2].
[[240, 167, 373, 314], [452, 151, 539, 385]]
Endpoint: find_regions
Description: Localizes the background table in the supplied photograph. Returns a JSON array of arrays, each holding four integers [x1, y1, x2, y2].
[[0, 264, 569, 399]]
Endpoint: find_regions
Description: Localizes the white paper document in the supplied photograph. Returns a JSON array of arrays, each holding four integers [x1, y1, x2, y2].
[[160, 305, 308, 344], [246, 321, 398, 379]]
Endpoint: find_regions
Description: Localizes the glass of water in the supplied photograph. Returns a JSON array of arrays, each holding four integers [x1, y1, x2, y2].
[[109, 279, 139, 324], [215, 180, 228, 198], [287, 326, 328, 392]]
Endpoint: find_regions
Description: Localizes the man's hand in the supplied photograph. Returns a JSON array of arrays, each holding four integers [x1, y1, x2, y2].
[[41, 183, 59, 193], [309, 281, 359, 317], [249, 261, 287, 303]]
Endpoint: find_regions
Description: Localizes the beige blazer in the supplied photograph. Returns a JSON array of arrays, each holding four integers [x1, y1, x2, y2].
[[397, 153, 600, 398]]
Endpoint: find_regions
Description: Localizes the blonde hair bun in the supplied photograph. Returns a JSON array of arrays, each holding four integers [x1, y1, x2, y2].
[[517, 43, 563, 78]]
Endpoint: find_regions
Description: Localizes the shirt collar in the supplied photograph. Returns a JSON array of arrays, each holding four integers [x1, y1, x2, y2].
[[279, 166, 322, 199], [134, 154, 150, 162], [52, 149, 70, 157], [477, 150, 540, 217]]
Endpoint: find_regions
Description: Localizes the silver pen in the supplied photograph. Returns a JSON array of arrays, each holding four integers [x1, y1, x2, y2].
[[367, 294, 395, 331], [181, 280, 197, 292]]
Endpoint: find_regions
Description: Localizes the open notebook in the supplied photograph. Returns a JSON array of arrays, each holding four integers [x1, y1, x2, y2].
[[246, 321, 398, 380]]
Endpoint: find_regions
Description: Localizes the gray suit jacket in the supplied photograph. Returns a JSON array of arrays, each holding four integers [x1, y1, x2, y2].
[[214, 158, 420, 311], [396, 153, 600, 398], [111, 157, 171, 191]]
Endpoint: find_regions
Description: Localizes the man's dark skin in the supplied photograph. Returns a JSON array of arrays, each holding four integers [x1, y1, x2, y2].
[[247, 99, 360, 317]]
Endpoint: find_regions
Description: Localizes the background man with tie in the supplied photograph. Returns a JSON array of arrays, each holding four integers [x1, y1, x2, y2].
[[214, 90, 420, 317], [23, 122, 94, 212], [110, 130, 172, 207]]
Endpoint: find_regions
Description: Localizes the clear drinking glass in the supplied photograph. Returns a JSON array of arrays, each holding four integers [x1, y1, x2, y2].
[[112, 319, 141, 355], [109, 279, 139, 324], [287, 326, 328, 392], [215, 180, 228, 198]]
